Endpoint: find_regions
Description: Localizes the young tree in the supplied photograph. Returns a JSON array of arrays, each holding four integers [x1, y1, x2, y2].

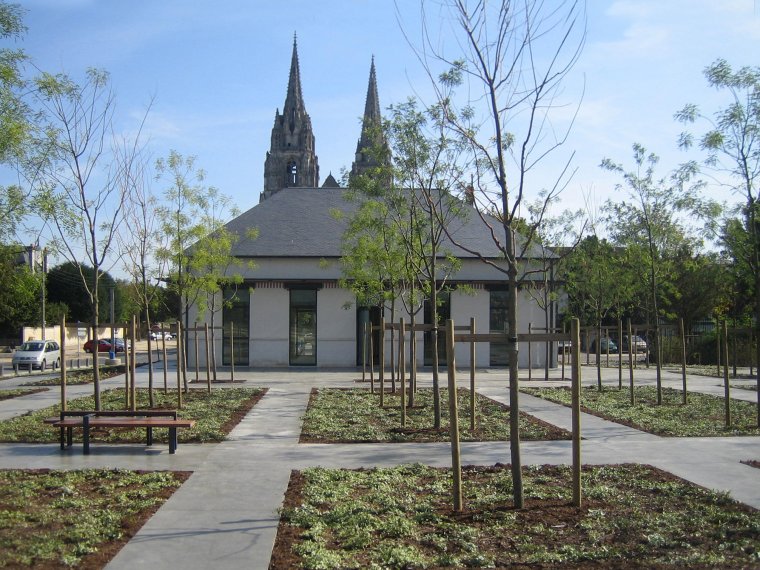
[[386, 98, 466, 427], [338, 186, 407, 391], [34, 69, 144, 409], [602, 143, 715, 403], [0, 2, 34, 243], [188, 187, 246, 384], [561, 235, 633, 388], [119, 148, 168, 406], [156, 151, 209, 391], [675, 59, 760, 420], [405, 0, 585, 508], [520, 195, 585, 379]]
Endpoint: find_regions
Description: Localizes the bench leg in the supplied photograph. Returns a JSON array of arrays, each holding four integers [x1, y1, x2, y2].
[[67, 427, 73, 448], [169, 427, 177, 454], [146, 427, 153, 446], [59, 426, 65, 450], [83, 415, 90, 455]]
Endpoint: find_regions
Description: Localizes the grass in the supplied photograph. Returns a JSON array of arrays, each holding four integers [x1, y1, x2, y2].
[[271, 463, 760, 569], [0, 388, 48, 401], [300, 387, 569, 443], [523, 385, 760, 437], [0, 469, 189, 568], [24, 366, 125, 386], [0, 387, 267, 444]]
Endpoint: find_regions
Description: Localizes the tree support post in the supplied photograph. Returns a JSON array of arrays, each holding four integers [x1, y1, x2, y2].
[[399, 318, 406, 428], [571, 318, 582, 508], [723, 320, 731, 428], [445, 319, 462, 512], [628, 319, 635, 406], [205, 322, 211, 393], [617, 320, 623, 390], [130, 316, 137, 411], [680, 318, 687, 405], [60, 315, 67, 412], [369, 323, 375, 394], [470, 317, 476, 431], [379, 318, 385, 408], [176, 322, 183, 410], [230, 322, 235, 383]]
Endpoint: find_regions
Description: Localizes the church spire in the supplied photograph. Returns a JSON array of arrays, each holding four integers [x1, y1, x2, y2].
[[261, 34, 319, 201], [283, 34, 305, 131], [362, 56, 381, 133], [351, 56, 389, 181]]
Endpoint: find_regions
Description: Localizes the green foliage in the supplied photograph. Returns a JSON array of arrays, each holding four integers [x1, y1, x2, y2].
[[0, 469, 186, 567], [0, 1, 31, 240], [155, 151, 247, 326], [46, 261, 121, 323], [676, 59, 760, 333], [602, 143, 716, 325], [0, 245, 40, 336], [560, 235, 635, 326], [524, 385, 760, 437], [281, 463, 760, 568], [300, 388, 569, 443], [0, 387, 265, 443]]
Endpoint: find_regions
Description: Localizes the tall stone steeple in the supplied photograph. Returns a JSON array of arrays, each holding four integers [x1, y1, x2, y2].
[[350, 57, 389, 180], [261, 35, 319, 201]]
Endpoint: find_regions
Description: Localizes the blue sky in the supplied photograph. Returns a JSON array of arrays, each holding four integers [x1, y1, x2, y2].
[[11, 0, 760, 234]]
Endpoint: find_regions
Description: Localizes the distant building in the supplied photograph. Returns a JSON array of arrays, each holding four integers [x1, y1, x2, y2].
[[187, 38, 557, 368]]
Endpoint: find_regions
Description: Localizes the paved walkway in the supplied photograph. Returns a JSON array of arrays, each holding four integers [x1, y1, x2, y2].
[[0, 364, 758, 569]]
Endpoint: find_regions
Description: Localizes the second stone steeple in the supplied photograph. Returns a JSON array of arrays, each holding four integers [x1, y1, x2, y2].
[[350, 57, 389, 181]]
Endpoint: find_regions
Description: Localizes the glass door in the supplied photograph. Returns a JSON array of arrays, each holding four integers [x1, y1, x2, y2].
[[290, 289, 317, 365]]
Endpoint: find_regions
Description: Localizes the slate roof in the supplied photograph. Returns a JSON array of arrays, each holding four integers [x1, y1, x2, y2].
[[224, 187, 553, 260]]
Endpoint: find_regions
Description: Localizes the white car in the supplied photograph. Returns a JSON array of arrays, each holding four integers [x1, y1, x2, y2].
[[12, 340, 61, 372], [150, 331, 174, 341]]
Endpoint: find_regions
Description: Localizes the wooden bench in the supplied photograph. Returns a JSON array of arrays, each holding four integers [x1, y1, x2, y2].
[[44, 410, 195, 454]]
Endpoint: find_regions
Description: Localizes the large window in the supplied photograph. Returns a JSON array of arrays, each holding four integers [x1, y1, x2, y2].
[[489, 288, 509, 366], [223, 288, 249, 366], [356, 306, 381, 366], [290, 289, 317, 366]]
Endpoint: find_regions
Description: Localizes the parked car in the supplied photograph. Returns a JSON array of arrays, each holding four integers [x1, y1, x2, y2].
[[83, 338, 129, 354], [149, 331, 174, 341], [589, 338, 618, 353], [12, 340, 61, 372], [621, 334, 648, 353]]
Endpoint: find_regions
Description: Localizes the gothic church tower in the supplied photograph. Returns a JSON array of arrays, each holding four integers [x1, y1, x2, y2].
[[350, 57, 389, 180], [261, 36, 319, 202]]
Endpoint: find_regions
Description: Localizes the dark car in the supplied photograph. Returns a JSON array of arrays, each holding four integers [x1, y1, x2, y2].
[[83, 338, 127, 353], [589, 338, 618, 353]]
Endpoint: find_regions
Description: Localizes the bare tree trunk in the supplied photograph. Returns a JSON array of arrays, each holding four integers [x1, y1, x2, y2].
[[506, 230, 523, 509], [91, 300, 101, 411]]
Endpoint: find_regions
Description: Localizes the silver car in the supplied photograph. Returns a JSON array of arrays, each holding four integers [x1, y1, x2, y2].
[[12, 340, 61, 372]]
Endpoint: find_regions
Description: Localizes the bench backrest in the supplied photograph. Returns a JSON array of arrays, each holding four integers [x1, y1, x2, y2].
[[59, 410, 178, 420]]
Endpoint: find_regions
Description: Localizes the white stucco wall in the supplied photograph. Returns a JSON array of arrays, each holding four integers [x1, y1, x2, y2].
[[316, 287, 356, 366], [250, 287, 289, 366], [187, 256, 558, 369]]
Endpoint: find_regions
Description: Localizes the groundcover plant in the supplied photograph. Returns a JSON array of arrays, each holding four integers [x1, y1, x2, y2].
[[271, 463, 760, 569], [524, 385, 760, 436], [0, 469, 190, 568], [300, 387, 569, 443]]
